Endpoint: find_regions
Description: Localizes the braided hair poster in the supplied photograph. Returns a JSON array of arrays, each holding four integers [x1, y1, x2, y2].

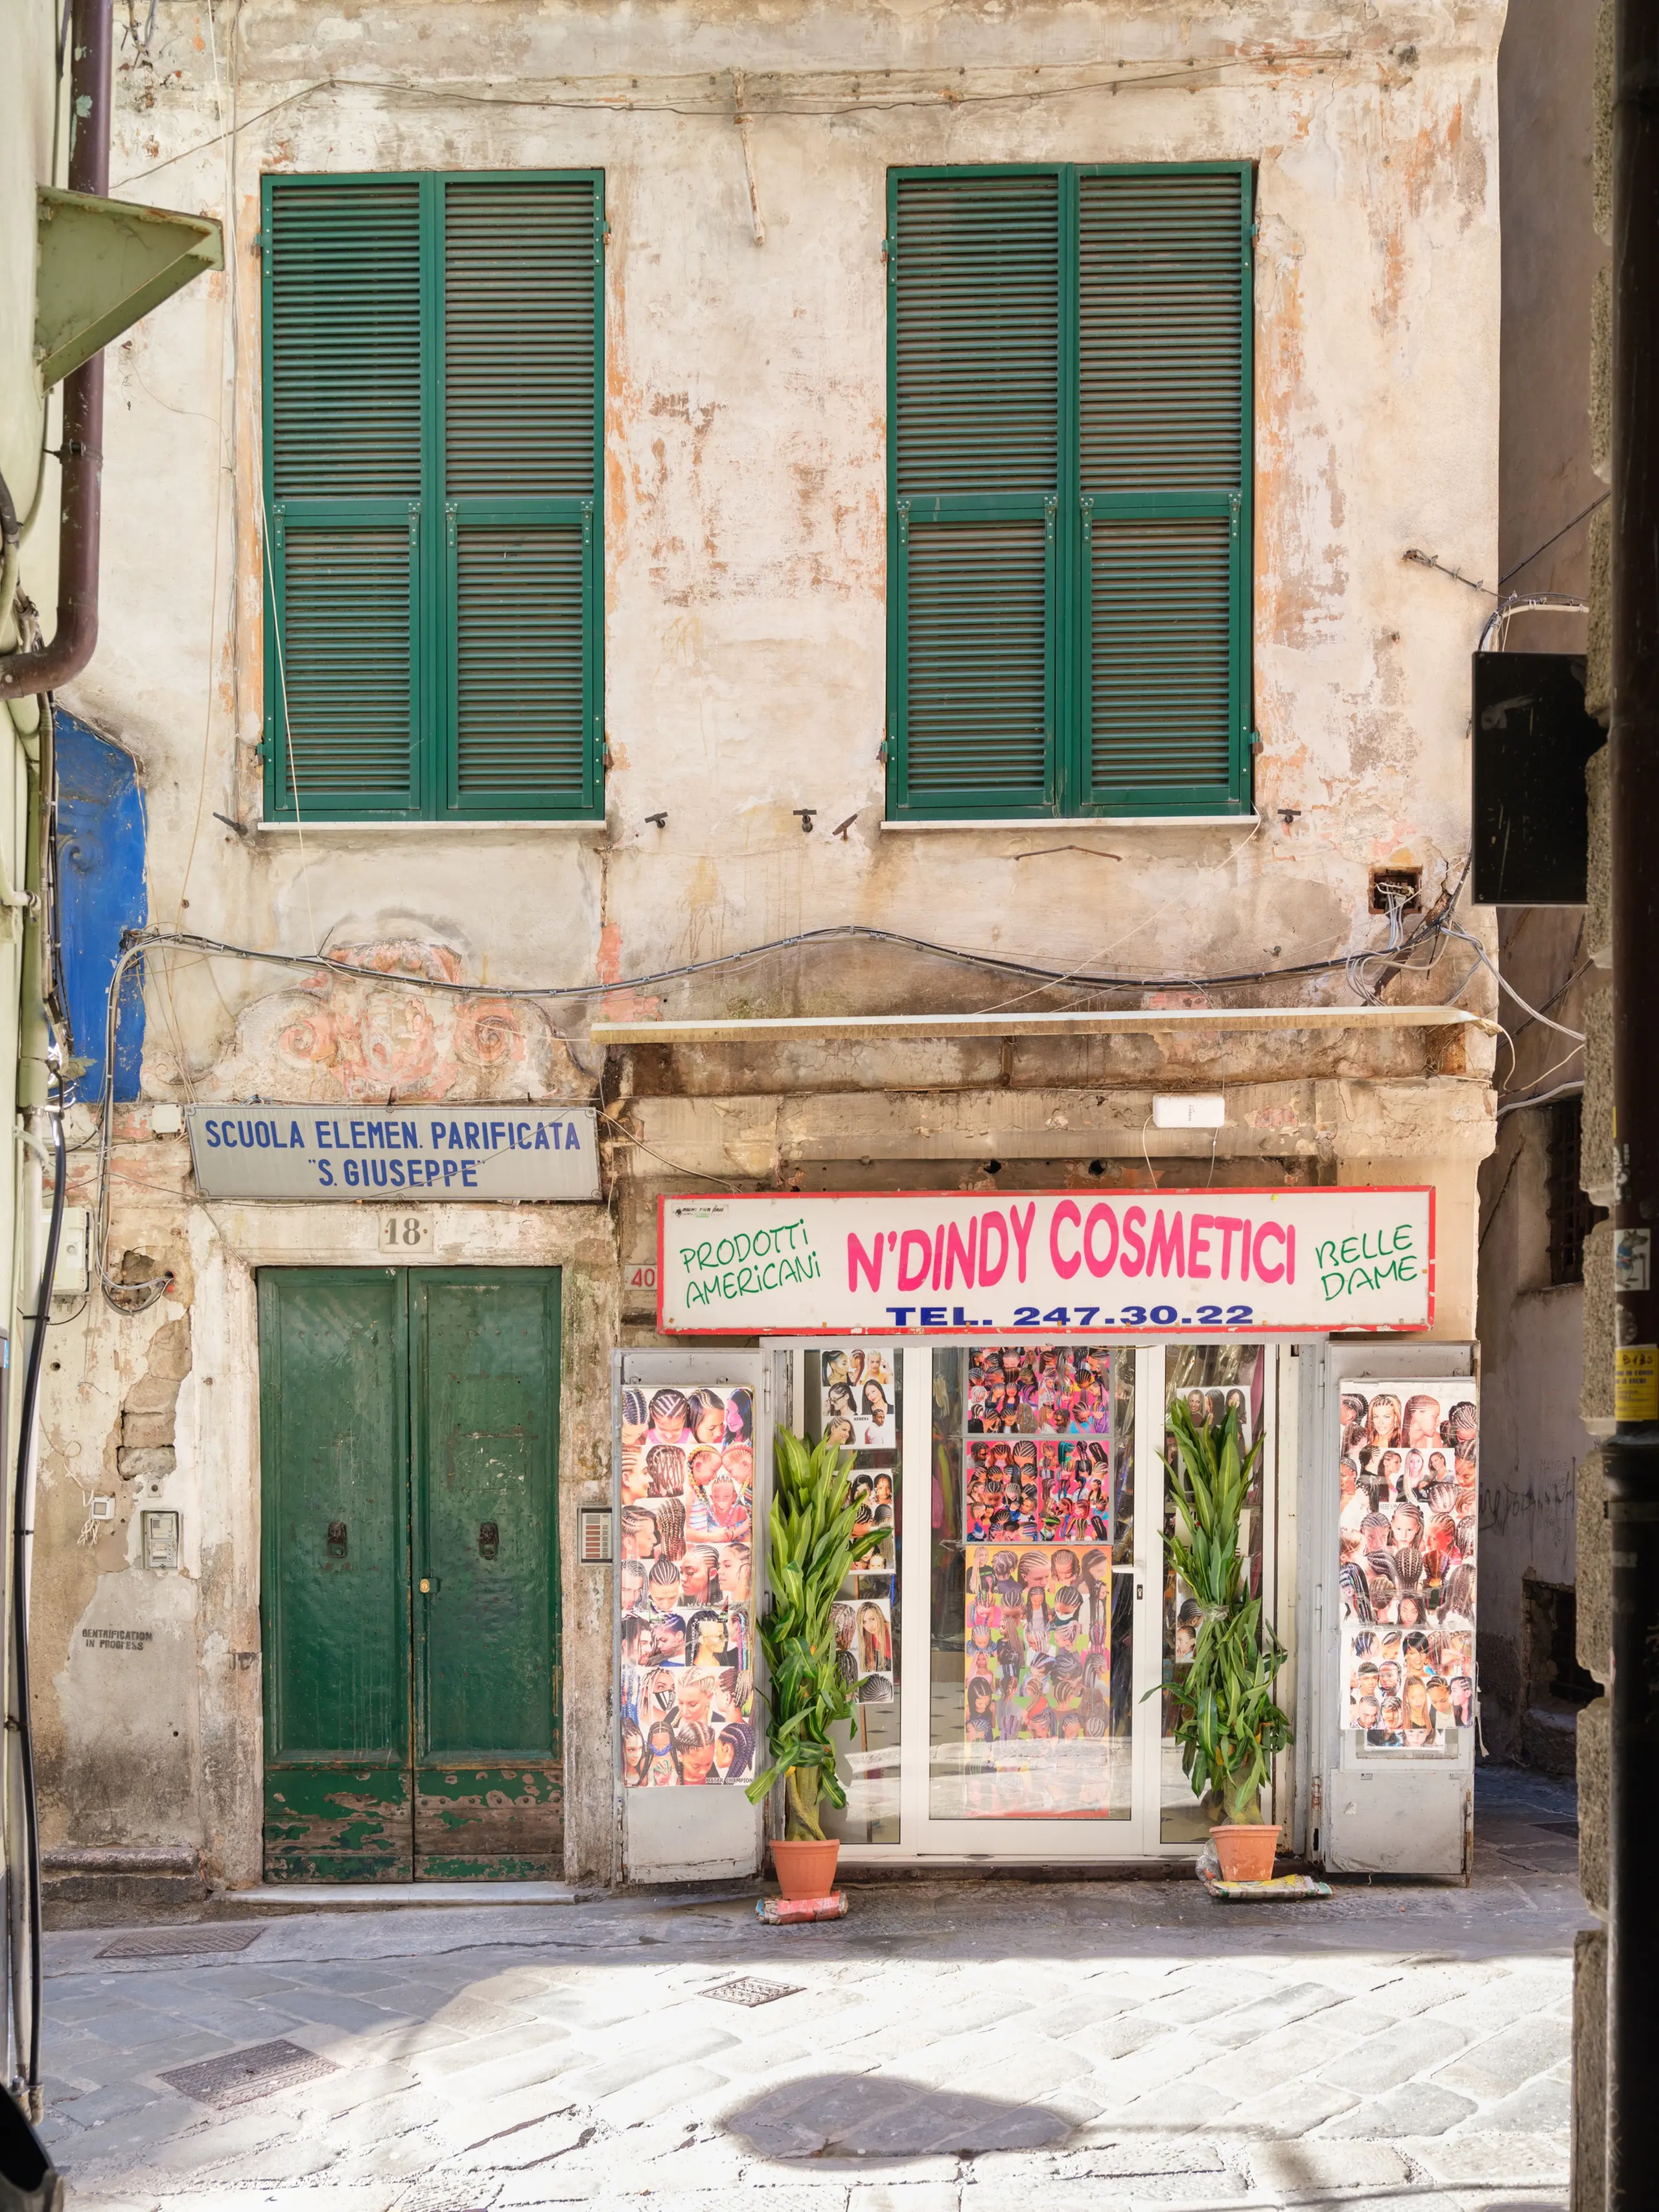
[[1337, 1380, 1478, 1747], [618, 1383, 756, 1789]]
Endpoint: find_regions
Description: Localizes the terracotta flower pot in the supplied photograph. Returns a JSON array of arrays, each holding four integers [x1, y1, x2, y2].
[[771, 1837, 841, 1900], [1212, 1822, 1280, 1883]]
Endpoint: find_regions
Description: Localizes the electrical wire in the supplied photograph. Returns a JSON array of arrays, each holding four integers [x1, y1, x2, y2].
[[170, 0, 236, 940], [1325, 856, 1579, 1045], [1506, 960, 1592, 1045], [14, 4, 78, 544], [1345, 877, 1415, 1003], [1520, 1038, 1586, 1091], [257, 487, 319, 957], [112, 50, 1360, 189], [1498, 493, 1608, 588], [1495, 1079, 1586, 1120], [93, 942, 174, 1310], [88, 870, 1499, 1310], [1491, 1018, 1587, 1121], [1442, 931, 1586, 1043], [11, 1056, 64, 2119], [1477, 592, 1589, 655], [596, 1111, 741, 1191], [116, 868, 1492, 1009], [1340, 857, 1478, 1008], [1478, 1139, 1523, 1253], [973, 815, 1264, 1016]]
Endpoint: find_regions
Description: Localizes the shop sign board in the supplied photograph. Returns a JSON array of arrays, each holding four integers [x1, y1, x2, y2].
[[658, 1187, 1434, 1336], [185, 1103, 600, 1202]]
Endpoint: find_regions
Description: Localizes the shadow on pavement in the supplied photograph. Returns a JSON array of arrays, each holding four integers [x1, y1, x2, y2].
[[726, 2068, 1073, 2158]]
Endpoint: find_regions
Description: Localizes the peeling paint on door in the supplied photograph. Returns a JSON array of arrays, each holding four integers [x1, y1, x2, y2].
[[260, 1269, 561, 1881]]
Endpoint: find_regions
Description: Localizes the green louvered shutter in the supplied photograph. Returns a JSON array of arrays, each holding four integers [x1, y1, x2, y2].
[[439, 176, 601, 818], [1078, 169, 1252, 815], [264, 178, 423, 817], [889, 174, 1060, 817]]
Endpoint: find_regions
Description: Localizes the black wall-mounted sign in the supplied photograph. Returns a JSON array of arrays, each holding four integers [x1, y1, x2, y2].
[[1472, 651, 1604, 905]]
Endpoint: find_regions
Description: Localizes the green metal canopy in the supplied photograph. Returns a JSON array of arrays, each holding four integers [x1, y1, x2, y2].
[[34, 185, 223, 388]]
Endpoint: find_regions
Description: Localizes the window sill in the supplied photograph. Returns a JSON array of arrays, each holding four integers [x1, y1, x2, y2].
[[880, 815, 1261, 832], [253, 818, 608, 835]]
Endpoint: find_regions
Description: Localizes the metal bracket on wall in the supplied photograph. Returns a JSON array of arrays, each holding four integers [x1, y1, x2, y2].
[[34, 187, 223, 387]]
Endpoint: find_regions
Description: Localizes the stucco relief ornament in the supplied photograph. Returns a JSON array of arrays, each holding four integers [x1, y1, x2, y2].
[[209, 938, 587, 1105]]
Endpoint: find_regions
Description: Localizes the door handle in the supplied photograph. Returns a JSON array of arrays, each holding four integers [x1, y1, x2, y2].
[[419, 1577, 437, 1595], [478, 1521, 499, 1560], [327, 1521, 347, 1561]]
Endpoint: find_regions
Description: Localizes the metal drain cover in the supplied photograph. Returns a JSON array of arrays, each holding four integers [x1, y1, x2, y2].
[[161, 2038, 338, 2107], [703, 1976, 802, 2008], [99, 1926, 261, 1961]]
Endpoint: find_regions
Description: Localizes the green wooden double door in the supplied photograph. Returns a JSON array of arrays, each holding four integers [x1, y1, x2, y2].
[[259, 1268, 563, 1881]]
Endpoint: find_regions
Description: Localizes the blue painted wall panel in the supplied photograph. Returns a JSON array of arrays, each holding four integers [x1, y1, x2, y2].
[[55, 714, 147, 1104]]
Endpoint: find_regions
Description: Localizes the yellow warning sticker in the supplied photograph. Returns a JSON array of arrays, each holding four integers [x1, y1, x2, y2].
[[1615, 1344, 1659, 1422]]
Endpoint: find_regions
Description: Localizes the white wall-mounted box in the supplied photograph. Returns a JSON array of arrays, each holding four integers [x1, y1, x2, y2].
[[52, 1207, 89, 1298], [1152, 1095, 1227, 1129]]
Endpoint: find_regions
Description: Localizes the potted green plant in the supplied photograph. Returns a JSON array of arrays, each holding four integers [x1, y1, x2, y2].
[[1161, 1396, 1292, 1883], [746, 1426, 885, 1897]]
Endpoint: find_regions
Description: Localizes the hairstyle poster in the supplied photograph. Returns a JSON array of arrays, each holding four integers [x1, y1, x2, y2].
[[820, 1347, 896, 1450], [967, 1344, 1113, 1438], [811, 1348, 899, 1584], [962, 1543, 1114, 1813], [964, 1345, 1115, 1543], [832, 1592, 894, 1703], [618, 1382, 756, 1789], [846, 1464, 898, 1573], [1337, 1379, 1478, 1748]]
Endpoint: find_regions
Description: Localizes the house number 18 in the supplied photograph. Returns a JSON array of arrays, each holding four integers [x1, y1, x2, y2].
[[382, 1215, 434, 1252]]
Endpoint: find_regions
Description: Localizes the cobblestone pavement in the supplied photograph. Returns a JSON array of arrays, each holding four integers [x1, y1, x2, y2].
[[40, 1767, 1587, 2212]]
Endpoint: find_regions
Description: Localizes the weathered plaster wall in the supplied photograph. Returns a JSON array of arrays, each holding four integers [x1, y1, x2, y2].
[[1474, 1106, 1592, 1758], [38, 1086, 621, 1886], [611, 1054, 1494, 1337], [1472, 0, 1606, 1780], [1573, 7, 1615, 2207], [1496, 0, 1605, 629], [1, 6, 65, 1457], [1471, 915, 1602, 1770], [0, 0, 61, 597], [35, 0, 1505, 1886], [76, 1, 1503, 1049]]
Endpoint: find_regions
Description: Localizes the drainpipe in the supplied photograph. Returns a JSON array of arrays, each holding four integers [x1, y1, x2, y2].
[[1605, 0, 1659, 2202], [0, 0, 111, 703]]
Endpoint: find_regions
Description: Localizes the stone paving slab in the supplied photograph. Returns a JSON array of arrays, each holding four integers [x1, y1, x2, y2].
[[42, 1770, 1586, 2212]]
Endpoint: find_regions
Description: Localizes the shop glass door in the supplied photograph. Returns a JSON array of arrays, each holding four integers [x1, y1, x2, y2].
[[1156, 1342, 1273, 1843], [796, 1344, 905, 1846], [772, 1336, 1277, 1861], [926, 1342, 1133, 1832]]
